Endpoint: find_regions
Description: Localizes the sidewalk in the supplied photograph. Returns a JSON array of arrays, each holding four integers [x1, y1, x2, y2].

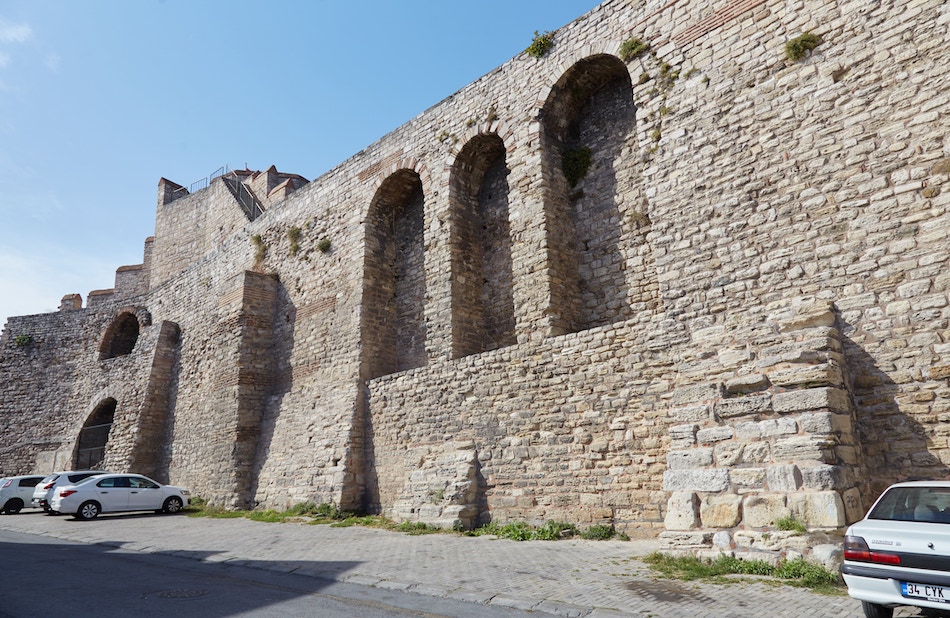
[[0, 511, 875, 617]]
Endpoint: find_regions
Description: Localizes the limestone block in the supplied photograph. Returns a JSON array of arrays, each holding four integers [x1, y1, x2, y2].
[[842, 487, 865, 524], [669, 404, 711, 422], [665, 491, 700, 530], [658, 531, 714, 548], [742, 494, 790, 528], [715, 393, 771, 419], [735, 422, 761, 440], [725, 373, 770, 394], [742, 442, 771, 463], [766, 464, 802, 492], [701, 494, 742, 528], [800, 463, 846, 490], [775, 301, 836, 332], [664, 469, 730, 492], [712, 530, 733, 549], [714, 442, 743, 466], [789, 491, 846, 528], [772, 437, 836, 463], [773, 387, 849, 414], [797, 412, 838, 435], [697, 426, 734, 444], [667, 448, 714, 470], [669, 424, 698, 447], [758, 417, 797, 437], [768, 363, 843, 388], [810, 544, 844, 571], [718, 346, 751, 367], [672, 383, 723, 406], [731, 468, 766, 489]]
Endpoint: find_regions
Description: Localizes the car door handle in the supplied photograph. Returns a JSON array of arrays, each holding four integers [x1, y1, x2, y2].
[[131, 491, 139, 494]]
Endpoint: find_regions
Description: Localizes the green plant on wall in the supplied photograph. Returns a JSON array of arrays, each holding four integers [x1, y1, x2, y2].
[[14, 334, 32, 347], [317, 237, 331, 253], [619, 37, 650, 62], [525, 30, 554, 58], [252, 234, 267, 267], [288, 226, 302, 256], [562, 147, 592, 188], [785, 32, 822, 62]]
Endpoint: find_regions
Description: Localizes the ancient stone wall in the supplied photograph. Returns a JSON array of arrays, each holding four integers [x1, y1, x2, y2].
[[2, 0, 950, 558]]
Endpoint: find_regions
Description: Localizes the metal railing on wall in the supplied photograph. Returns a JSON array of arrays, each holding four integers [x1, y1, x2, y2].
[[170, 165, 233, 200], [222, 175, 265, 221]]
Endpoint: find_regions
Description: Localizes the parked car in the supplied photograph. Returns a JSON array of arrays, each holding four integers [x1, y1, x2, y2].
[[842, 481, 950, 618], [31, 470, 108, 513], [0, 475, 46, 514], [50, 473, 190, 520]]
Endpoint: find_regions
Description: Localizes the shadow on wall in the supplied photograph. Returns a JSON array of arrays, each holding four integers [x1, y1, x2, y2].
[[843, 333, 950, 509]]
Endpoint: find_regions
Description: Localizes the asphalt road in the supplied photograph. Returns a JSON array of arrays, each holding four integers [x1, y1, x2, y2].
[[0, 528, 535, 618]]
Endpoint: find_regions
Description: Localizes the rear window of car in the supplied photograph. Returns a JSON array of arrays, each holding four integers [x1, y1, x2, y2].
[[67, 473, 99, 483], [41, 474, 59, 484], [18, 478, 42, 487], [870, 486, 950, 523]]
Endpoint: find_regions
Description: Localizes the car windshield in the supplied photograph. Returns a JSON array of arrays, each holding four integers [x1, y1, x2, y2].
[[869, 486, 950, 523]]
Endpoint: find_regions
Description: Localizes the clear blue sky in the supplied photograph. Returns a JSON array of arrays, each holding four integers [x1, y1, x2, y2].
[[0, 0, 601, 329]]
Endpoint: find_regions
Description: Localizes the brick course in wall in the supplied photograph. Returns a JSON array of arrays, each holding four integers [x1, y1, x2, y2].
[[2, 0, 950, 560]]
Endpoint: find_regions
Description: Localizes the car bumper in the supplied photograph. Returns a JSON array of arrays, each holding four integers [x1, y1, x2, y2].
[[842, 562, 950, 611]]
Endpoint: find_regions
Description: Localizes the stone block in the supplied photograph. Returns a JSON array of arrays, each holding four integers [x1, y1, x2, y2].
[[667, 448, 714, 470], [735, 422, 761, 440], [810, 544, 843, 571], [715, 393, 771, 419], [663, 469, 730, 493], [800, 464, 846, 490], [672, 383, 723, 406], [714, 442, 743, 466], [768, 363, 843, 388], [842, 487, 865, 524], [665, 491, 700, 530], [697, 426, 734, 443], [669, 404, 711, 422], [712, 530, 733, 549], [789, 491, 846, 528], [725, 373, 770, 394], [772, 437, 836, 463], [766, 464, 802, 492], [699, 494, 742, 528], [658, 531, 714, 548], [758, 417, 798, 437], [742, 494, 790, 528], [772, 387, 850, 414], [742, 442, 771, 463], [731, 468, 765, 489]]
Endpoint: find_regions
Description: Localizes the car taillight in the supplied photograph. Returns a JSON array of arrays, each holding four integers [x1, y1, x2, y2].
[[59, 490, 77, 498], [844, 535, 901, 565], [43, 482, 55, 490]]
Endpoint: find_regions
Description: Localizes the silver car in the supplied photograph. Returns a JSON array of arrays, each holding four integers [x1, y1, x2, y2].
[[51, 473, 190, 520]]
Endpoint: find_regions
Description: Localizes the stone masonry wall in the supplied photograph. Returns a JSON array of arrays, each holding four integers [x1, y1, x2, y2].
[[2, 0, 950, 553]]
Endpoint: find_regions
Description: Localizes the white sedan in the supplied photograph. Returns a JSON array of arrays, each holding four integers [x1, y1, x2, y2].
[[50, 473, 190, 520], [842, 481, 950, 618]]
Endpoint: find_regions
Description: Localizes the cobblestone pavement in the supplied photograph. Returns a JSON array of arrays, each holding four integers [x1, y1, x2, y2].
[[0, 511, 928, 617]]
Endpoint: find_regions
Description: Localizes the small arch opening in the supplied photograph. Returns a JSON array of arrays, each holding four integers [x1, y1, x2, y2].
[[74, 398, 116, 470], [100, 312, 141, 359]]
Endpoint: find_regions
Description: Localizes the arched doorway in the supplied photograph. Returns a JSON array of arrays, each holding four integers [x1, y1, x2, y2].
[[75, 399, 116, 469]]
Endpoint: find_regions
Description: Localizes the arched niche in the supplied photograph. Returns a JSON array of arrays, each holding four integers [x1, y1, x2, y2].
[[362, 169, 427, 378], [449, 133, 515, 358], [74, 398, 116, 470]]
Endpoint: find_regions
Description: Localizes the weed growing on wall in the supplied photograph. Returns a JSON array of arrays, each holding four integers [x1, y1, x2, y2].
[[13, 334, 32, 347], [562, 147, 592, 187], [785, 32, 822, 62], [252, 234, 266, 268], [287, 226, 302, 256], [619, 37, 650, 62], [317, 237, 331, 253], [525, 30, 554, 58]]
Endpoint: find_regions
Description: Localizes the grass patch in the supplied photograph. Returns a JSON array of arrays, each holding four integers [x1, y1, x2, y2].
[[785, 32, 822, 62], [776, 516, 808, 534], [643, 552, 842, 593]]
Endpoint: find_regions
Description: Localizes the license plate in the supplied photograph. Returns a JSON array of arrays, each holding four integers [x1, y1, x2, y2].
[[902, 581, 950, 603]]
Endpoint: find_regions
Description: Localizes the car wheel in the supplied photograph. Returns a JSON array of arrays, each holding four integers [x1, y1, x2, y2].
[[162, 496, 183, 514], [861, 601, 894, 618], [75, 501, 100, 521], [41, 504, 51, 513], [4, 498, 23, 514]]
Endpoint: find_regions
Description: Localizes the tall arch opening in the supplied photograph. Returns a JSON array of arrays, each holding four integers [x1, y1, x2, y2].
[[100, 312, 141, 359], [74, 398, 116, 469], [450, 133, 515, 358], [540, 54, 642, 334], [362, 169, 427, 379]]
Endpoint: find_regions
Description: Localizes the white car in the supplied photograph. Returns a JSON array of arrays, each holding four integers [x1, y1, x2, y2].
[[32, 470, 108, 513], [50, 473, 191, 520], [842, 481, 950, 618], [0, 475, 46, 514]]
